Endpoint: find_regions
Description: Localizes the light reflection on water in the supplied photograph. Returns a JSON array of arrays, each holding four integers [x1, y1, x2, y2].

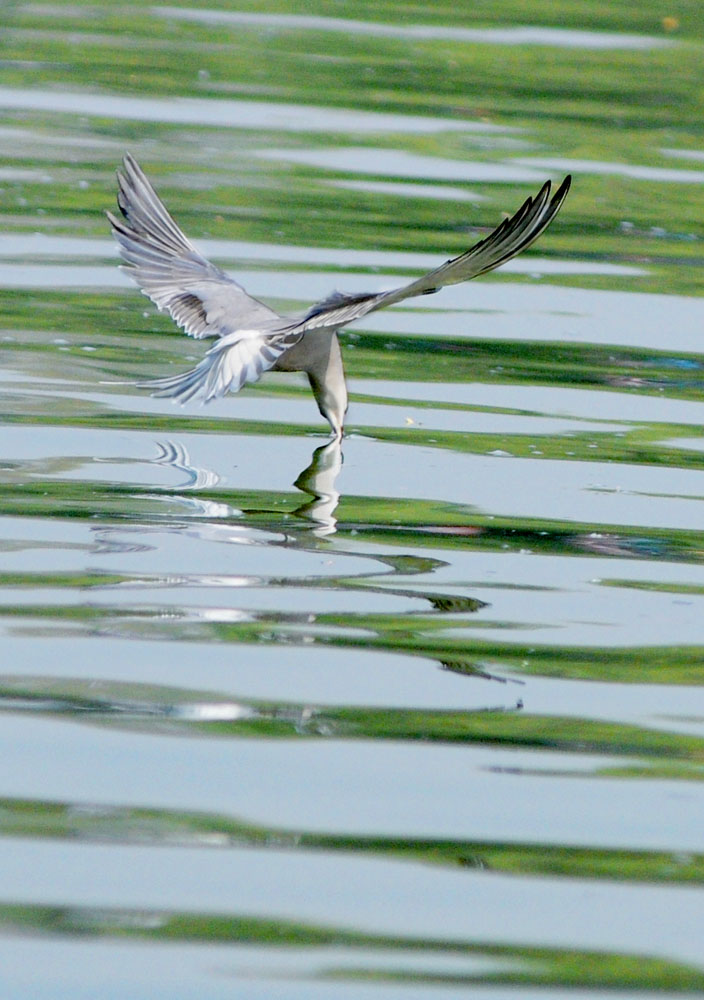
[[2, 837, 704, 964], [515, 156, 704, 184], [0, 85, 507, 134], [0, 715, 697, 849], [257, 146, 545, 183], [154, 8, 676, 51], [1, 2, 704, 995], [0, 231, 646, 275]]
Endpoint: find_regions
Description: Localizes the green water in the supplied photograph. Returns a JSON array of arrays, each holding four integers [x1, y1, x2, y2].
[[1, 2, 704, 995]]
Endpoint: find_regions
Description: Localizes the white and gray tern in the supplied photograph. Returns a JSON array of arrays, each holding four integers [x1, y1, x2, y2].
[[108, 154, 570, 440]]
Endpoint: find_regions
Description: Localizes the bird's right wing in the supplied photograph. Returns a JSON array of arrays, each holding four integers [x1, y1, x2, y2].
[[108, 153, 281, 339], [293, 175, 571, 334]]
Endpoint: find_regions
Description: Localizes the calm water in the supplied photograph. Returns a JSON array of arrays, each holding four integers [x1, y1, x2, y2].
[[1, 2, 704, 996]]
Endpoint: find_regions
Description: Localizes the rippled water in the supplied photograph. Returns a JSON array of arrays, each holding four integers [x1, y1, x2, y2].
[[1, 2, 704, 996]]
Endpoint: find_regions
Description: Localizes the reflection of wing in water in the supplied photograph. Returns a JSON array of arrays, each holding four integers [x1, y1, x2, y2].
[[293, 439, 343, 536], [150, 440, 236, 519], [152, 440, 221, 490]]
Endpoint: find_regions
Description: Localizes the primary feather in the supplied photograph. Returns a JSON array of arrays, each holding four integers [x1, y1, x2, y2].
[[108, 153, 282, 339]]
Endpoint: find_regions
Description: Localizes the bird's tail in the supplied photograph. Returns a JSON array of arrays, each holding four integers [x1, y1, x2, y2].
[[139, 329, 297, 404]]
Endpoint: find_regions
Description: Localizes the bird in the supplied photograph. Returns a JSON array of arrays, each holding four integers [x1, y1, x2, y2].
[[108, 154, 570, 440]]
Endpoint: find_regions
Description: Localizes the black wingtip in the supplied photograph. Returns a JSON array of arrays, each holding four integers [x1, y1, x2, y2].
[[555, 174, 572, 199]]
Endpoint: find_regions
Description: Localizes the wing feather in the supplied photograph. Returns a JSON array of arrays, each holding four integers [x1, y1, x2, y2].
[[113, 160, 570, 416], [108, 153, 281, 339], [295, 175, 571, 334], [140, 328, 301, 404]]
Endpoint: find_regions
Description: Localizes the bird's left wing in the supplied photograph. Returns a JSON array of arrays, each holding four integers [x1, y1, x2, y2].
[[291, 175, 571, 335], [108, 153, 282, 339]]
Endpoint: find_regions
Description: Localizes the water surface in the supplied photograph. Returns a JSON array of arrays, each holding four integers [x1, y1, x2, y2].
[[1, 2, 704, 997]]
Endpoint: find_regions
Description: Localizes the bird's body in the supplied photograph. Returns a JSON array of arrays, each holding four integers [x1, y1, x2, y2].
[[108, 154, 570, 439]]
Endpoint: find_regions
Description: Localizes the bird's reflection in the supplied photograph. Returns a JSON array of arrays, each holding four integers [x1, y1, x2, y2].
[[292, 439, 342, 536], [151, 437, 342, 534]]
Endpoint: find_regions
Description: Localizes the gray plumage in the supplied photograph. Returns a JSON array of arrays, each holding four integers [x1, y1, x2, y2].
[[108, 153, 570, 439]]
